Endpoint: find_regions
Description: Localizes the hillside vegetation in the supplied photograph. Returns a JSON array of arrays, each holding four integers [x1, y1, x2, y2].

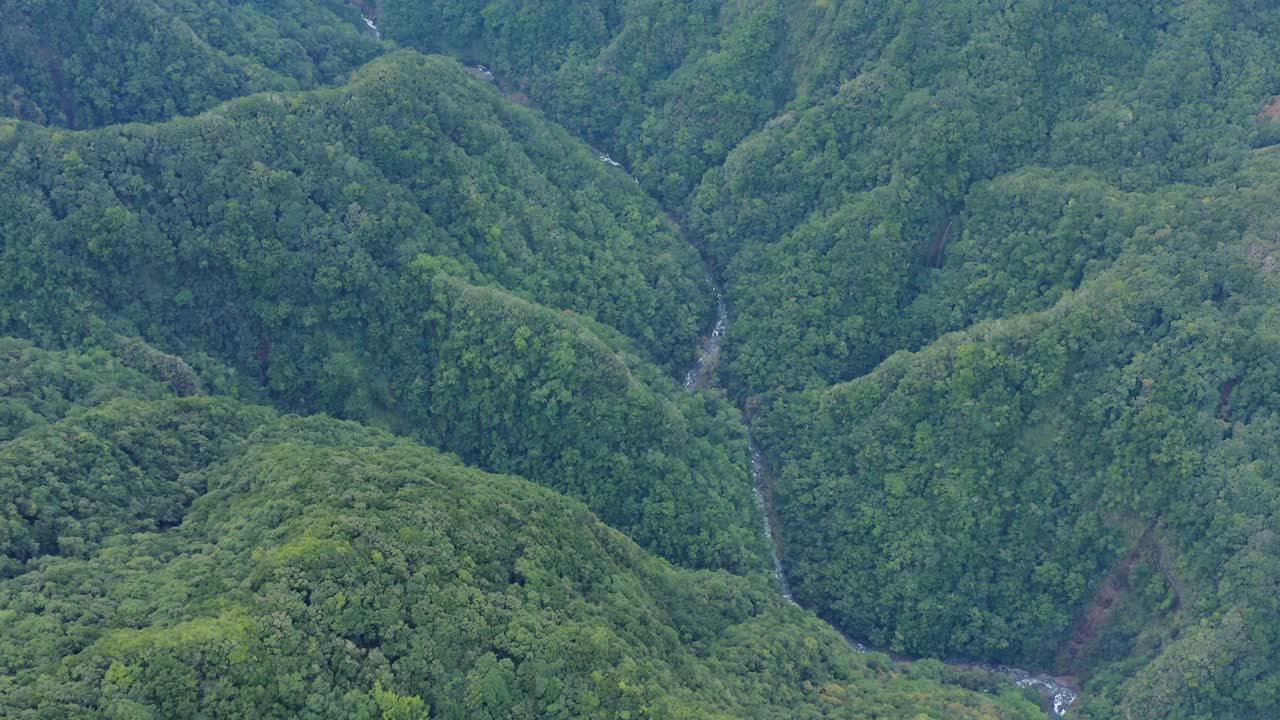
[[0, 51, 766, 571], [387, 1, 1280, 717], [0, 0, 381, 128], [3, 1, 1280, 718], [0, 340, 1043, 719]]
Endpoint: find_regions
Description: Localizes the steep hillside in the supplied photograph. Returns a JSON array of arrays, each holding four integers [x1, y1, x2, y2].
[[0, 0, 381, 128], [0, 51, 758, 571], [0, 340, 1045, 720], [3, 1, 1280, 717], [755, 159, 1280, 716], [689, 0, 1280, 397], [374, 1, 1280, 716]]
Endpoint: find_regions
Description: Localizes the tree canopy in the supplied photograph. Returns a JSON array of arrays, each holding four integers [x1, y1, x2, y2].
[[0, 340, 1042, 720], [4, 1, 1280, 717]]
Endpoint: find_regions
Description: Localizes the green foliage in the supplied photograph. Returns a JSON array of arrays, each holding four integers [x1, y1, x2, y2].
[[754, 163, 1280, 716], [0, 342, 274, 574], [0, 347, 1042, 720], [383, 0, 791, 209], [390, 2, 1280, 713], [0, 52, 748, 569], [0, 51, 711, 371], [0, 337, 167, 439], [0, 0, 382, 128], [6, 1, 1280, 717]]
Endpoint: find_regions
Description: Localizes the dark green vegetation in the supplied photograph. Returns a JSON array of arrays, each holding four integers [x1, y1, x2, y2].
[[755, 160, 1280, 714], [0, 0, 381, 128], [4, 0, 1280, 718], [0, 340, 1043, 719], [390, 1, 1280, 717], [0, 50, 763, 572]]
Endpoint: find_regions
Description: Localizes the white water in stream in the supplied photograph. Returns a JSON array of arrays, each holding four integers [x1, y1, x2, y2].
[[680, 271, 1078, 717], [682, 278, 726, 389], [465, 61, 1082, 716], [749, 438, 793, 601]]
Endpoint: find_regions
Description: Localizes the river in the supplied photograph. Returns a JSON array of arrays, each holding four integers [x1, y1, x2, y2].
[[680, 268, 1079, 717], [447, 57, 1081, 714]]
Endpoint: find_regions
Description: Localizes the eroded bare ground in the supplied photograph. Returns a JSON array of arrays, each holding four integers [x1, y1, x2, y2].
[[1057, 524, 1185, 673], [1247, 238, 1280, 274], [1262, 96, 1280, 122]]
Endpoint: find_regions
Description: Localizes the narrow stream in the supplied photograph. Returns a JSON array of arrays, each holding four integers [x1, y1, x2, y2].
[[749, 437, 793, 601], [522, 102, 1082, 717], [681, 277, 725, 390], [680, 269, 1079, 717]]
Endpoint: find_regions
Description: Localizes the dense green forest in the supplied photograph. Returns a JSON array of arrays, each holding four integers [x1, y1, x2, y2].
[[3, 0, 1280, 718], [0, 51, 766, 572], [0, 0, 381, 128], [383, 2, 1280, 716], [0, 340, 1044, 719]]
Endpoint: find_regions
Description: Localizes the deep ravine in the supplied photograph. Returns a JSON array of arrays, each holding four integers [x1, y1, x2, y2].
[[680, 267, 1080, 717], [465, 56, 1083, 711]]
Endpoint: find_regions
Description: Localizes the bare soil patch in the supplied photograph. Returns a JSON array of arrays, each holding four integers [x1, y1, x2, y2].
[[1057, 525, 1184, 673], [1263, 96, 1280, 122]]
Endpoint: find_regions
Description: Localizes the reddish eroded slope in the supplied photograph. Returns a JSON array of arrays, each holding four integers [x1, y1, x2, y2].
[[1262, 96, 1280, 121], [1057, 525, 1185, 673]]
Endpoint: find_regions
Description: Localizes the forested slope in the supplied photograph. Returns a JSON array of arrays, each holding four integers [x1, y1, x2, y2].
[[378, 1, 1280, 717], [0, 340, 1044, 719], [755, 160, 1280, 716], [0, 50, 770, 572], [690, 0, 1280, 398], [0, 0, 381, 128], [4, 0, 1280, 717], [0, 50, 713, 369]]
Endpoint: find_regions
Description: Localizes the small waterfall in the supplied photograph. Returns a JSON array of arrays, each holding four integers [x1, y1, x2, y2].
[[682, 277, 727, 389]]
